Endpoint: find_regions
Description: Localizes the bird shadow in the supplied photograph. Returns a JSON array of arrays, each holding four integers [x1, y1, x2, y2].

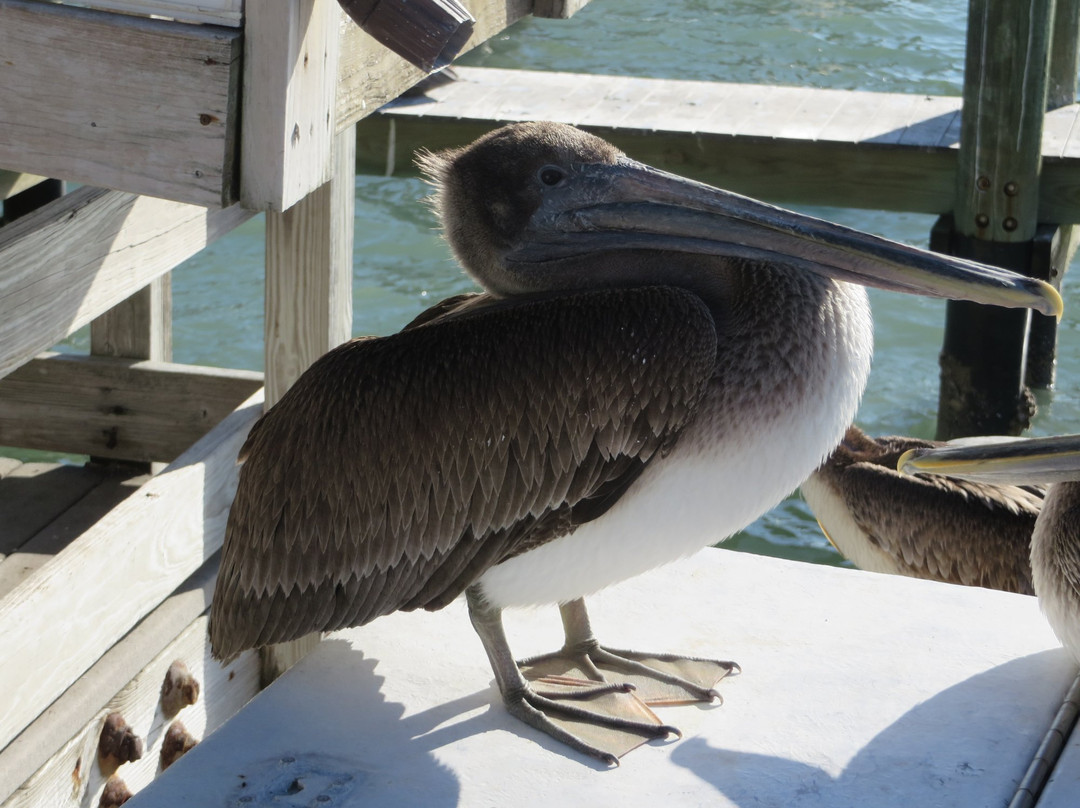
[[668, 649, 1078, 808]]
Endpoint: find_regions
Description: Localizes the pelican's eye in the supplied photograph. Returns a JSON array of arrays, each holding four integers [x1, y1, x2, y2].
[[537, 165, 566, 187]]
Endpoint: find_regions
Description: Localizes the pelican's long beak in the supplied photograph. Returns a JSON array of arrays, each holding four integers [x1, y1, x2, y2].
[[507, 158, 1063, 317], [898, 435, 1080, 485]]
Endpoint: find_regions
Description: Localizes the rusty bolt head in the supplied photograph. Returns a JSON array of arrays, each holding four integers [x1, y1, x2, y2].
[[1004, 181, 1019, 196], [160, 720, 199, 771], [99, 775, 134, 807], [975, 213, 990, 228], [1003, 217, 1019, 232], [98, 713, 143, 770], [160, 660, 201, 717], [976, 175, 991, 191]]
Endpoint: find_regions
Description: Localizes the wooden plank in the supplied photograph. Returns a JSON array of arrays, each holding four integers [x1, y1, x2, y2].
[[0, 187, 252, 382], [0, 558, 259, 808], [335, 0, 533, 133], [361, 67, 1080, 222], [0, 390, 262, 752], [0, 470, 148, 599], [259, 127, 356, 683], [0, 1, 241, 207], [48, 0, 243, 26], [0, 464, 109, 559], [241, 0, 340, 212], [0, 172, 47, 203], [0, 353, 263, 463]]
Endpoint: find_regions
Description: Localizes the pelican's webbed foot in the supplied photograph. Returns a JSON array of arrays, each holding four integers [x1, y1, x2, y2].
[[518, 599, 739, 706], [466, 588, 679, 765]]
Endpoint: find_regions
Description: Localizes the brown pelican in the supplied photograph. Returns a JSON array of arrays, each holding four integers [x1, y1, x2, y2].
[[899, 436, 1080, 663], [209, 122, 1061, 764], [801, 425, 1039, 594]]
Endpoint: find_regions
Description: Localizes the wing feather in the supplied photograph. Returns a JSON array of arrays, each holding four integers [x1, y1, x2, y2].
[[210, 286, 716, 658]]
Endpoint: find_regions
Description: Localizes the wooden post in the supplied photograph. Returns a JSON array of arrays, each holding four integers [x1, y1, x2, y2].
[[90, 273, 172, 471], [259, 126, 356, 686], [935, 0, 1055, 439], [1026, 0, 1080, 388]]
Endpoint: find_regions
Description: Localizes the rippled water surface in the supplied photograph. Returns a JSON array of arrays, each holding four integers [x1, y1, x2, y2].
[[53, 0, 1080, 566]]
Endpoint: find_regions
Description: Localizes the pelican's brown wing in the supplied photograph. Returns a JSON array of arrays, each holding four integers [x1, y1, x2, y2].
[[838, 438, 1041, 594], [210, 286, 716, 658]]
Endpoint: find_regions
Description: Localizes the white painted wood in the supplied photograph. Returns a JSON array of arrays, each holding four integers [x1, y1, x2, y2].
[[259, 126, 356, 681], [0, 391, 263, 752], [128, 550, 1078, 807], [0, 1, 241, 206], [0, 187, 252, 381], [50, 0, 243, 27], [241, 0, 340, 212], [0, 557, 258, 806], [0, 353, 263, 462]]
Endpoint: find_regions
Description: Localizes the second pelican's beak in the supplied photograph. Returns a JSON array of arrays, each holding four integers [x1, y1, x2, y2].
[[508, 158, 1063, 317], [899, 435, 1080, 485]]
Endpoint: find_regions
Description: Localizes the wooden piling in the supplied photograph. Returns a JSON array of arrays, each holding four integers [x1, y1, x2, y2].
[[935, 0, 1055, 439]]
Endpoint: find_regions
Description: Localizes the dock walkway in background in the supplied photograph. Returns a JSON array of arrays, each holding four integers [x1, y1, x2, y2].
[[359, 66, 1080, 222]]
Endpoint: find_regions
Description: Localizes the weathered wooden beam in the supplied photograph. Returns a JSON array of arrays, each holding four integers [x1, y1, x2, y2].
[[46, 0, 244, 26], [0, 1, 241, 207], [0, 390, 262, 752], [241, 0, 341, 212], [336, 0, 535, 133], [937, 0, 1056, 438], [0, 353, 263, 462], [259, 127, 356, 684], [0, 187, 252, 382], [0, 557, 258, 807]]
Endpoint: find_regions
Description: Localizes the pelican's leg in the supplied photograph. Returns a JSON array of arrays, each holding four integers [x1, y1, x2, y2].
[[520, 598, 739, 705], [465, 586, 678, 765]]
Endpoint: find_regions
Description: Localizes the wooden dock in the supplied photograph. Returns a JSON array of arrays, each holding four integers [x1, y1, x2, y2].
[[359, 66, 1080, 220]]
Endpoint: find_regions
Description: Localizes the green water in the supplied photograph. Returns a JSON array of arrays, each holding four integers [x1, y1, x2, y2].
[[49, 0, 1080, 566]]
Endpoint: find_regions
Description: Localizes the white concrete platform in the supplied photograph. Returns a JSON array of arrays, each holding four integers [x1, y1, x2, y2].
[[129, 549, 1078, 807]]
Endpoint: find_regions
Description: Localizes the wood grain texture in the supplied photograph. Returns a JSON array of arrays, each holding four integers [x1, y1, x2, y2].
[[0, 0, 241, 206], [0, 187, 252, 381], [241, 0, 340, 211], [0, 353, 263, 462], [47, 0, 243, 26], [0, 391, 262, 752], [0, 469, 147, 599]]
